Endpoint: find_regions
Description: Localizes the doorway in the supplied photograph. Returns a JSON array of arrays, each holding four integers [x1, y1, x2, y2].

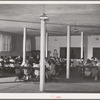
[[60, 47, 81, 59]]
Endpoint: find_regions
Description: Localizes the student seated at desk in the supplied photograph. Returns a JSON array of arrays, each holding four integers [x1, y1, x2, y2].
[[78, 58, 84, 67], [91, 57, 98, 66], [85, 59, 93, 66], [96, 59, 100, 72], [23, 60, 32, 80], [84, 58, 98, 81], [46, 59, 56, 81]]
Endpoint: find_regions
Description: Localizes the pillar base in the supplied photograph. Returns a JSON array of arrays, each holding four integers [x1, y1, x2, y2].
[[21, 62, 26, 66]]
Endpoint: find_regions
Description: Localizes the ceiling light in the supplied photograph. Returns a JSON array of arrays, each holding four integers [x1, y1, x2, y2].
[[54, 38, 57, 41], [73, 19, 79, 33], [96, 35, 99, 40], [96, 38, 99, 40]]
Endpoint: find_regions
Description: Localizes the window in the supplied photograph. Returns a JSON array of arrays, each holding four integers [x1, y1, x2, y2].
[[0, 34, 11, 51], [60, 47, 81, 59]]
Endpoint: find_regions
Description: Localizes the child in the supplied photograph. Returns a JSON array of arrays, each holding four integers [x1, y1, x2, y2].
[[46, 59, 56, 80]]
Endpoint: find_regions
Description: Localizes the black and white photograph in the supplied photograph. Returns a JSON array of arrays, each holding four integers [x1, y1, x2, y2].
[[0, 1, 100, 99]]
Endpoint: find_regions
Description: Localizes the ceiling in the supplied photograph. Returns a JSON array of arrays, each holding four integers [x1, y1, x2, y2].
[[0, 4, 100, 36]]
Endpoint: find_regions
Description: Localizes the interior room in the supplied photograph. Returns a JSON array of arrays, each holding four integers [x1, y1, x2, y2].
[[0, 4, 100, 93]]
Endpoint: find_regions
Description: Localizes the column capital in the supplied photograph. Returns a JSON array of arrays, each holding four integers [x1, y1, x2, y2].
[[40, 13, 48, 20]]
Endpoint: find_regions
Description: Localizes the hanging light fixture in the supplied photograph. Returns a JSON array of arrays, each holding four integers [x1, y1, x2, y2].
[[73, 19, 79, 33], [54, 38, 57, 41], [96, 35, 99, 40]]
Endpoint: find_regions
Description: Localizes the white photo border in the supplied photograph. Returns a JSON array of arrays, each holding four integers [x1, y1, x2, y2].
[[0, 1, 99, 99]]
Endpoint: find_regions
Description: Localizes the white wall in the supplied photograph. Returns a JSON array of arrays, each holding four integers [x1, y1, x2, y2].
[[88, 35, 100, 59], [36, 35, 100, 59], [35, 36, 81, 57]]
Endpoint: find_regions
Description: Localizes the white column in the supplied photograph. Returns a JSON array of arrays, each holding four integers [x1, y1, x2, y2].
[[40, 13, 48, 92], [21, 27, 26, 66], [81, 31, 84, 59], [66, 25, 71, 79], [45, 32, 48, 58]]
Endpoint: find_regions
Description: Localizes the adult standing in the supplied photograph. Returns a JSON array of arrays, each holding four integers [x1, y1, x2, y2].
[[53, 49, 58, 59]]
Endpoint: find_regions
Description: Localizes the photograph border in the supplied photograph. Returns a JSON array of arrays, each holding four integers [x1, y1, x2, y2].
[[0, 1, 99, 99]]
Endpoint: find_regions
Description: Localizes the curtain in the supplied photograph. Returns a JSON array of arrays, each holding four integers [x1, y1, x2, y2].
[[26, 38, 31, 51], [0, 34, 11, 51]]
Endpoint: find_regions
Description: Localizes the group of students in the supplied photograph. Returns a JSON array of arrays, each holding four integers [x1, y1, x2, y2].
[[0, 55, 22, 73], [78, 57, 100, 81], [78, 57, 100, 67], [0, 49, 61, 81], [23, 49, 60, 81], [45, 57, 60, 81]]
